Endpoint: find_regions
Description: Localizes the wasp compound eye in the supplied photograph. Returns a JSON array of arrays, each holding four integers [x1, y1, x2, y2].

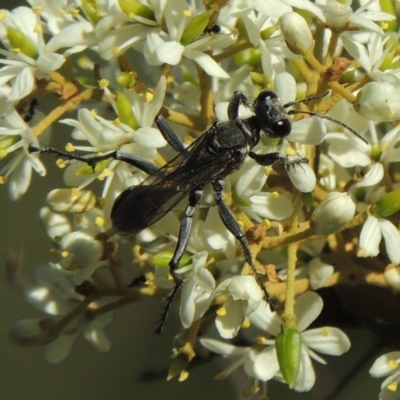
[[272, 119, 292, 137]]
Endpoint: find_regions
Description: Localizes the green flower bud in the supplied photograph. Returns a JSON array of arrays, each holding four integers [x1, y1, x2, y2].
[[181, 11, 212, 46], [233, 47, 261, 67], [376, 188, 400, 217], [116, 92, 139, 130], [118, 0, 155, 20], [0, 135, 19, 154], [81, 0, 103, 24], [302, 192, 314, 211], [260, 25, 278, 40], [250, 71, 267, 86], [276, 326, 302, 388], [116, 72, 136, 88], [7, 27, 38, 59], [150, 251, 191, 269]]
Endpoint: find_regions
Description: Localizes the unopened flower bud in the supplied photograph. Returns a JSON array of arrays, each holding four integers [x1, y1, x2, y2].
[[9, 318, 58, 347], [59, 230, 103, 272], [279, 12, 313, 55], [354, 82, 400, 121], [116, 72, 136, 88], [310, 192, 355, 235], [47, 188, 97, 213], [276, 326, 302, 388]]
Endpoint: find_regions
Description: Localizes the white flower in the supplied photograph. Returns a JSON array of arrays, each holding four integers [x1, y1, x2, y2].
[[59, 76, 167, 213], [0, 95, 46, 199], [359, 214, 400, 265], [0, 7, 95, 100], [11, 262, 114, 363], [26, 0, 80, 35], [252, 292, 351, 391], [143, 20, 230, 78], [354, 81, 400, 121], [200, 338, 271, 397], [237, 0, 326, 22], [317, 0, 395, 33], [213, 275, 263, 339], [370, 351, 400, 400], [178, 251, 216, 328]]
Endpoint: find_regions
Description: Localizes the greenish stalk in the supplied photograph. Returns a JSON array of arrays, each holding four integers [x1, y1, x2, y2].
[[324, 30, 341, 67], [282, 240, 299, 328]]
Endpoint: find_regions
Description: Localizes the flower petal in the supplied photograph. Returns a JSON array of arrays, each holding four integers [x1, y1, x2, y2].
[[302, 327, 351, 355], [293, 348, 315, 392], [253, 346, 280, 381], [185, 49, 229, 78], [380, 218, 400, 265], [369, 352, 400, 378], [296, 291, 323, 332], [359, 215, 381, 256]]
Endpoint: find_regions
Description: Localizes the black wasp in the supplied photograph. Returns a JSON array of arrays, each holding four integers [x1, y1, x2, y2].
[[29, 90, 366, 333]]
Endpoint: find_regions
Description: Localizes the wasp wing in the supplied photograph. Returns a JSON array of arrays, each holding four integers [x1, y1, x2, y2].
[[111, 132, 235, 235]]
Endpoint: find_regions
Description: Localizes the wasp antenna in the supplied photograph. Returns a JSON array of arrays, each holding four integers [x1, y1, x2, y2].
[[288, 109, 368, 145], [283, 91, 329, 108]]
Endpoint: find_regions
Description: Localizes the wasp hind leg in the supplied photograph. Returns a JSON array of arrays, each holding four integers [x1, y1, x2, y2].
[[155, 187, 203, 334], [212, 179, 276, 310]]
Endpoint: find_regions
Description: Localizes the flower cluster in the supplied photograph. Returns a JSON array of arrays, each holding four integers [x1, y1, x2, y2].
[[2, 0, 400, 398]]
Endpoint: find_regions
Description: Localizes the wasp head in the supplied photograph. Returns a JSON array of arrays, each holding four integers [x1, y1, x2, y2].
[[253, 91, 292, 139]]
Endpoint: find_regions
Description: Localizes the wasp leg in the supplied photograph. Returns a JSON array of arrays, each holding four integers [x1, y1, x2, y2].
[[249, 151, 308, 168], [227, 91, 250, 121], [28, 144, 160, 176], [212, 179, 276, 310], [155, 115, 186, 153], [155, 187, 203, 334]]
